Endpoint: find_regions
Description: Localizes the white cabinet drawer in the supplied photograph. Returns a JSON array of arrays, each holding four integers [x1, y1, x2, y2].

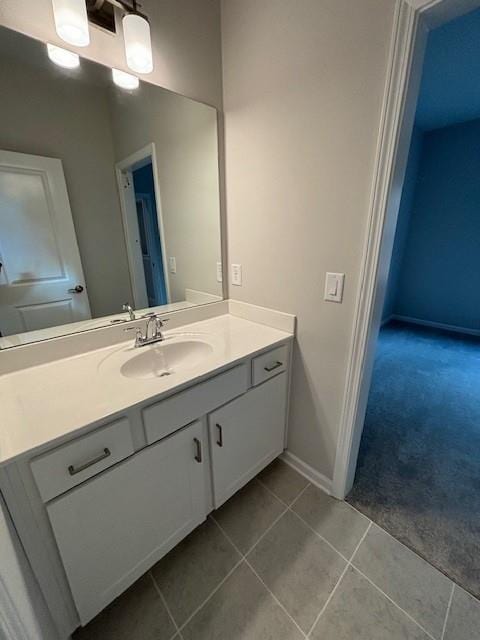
[[143, 364, 249, 445], [252, 344, 288, 386], [31, 418, 134, 502]]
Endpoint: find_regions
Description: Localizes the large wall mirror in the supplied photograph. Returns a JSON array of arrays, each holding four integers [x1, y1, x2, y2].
[[0, 27, 223, 349]]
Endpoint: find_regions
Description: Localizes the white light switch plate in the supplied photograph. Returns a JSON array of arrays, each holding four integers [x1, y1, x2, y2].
[[324, 272, 345, 302], [216, 262, 223, 283], [168, 257, 177, 274], [231, 264, 242, 286]]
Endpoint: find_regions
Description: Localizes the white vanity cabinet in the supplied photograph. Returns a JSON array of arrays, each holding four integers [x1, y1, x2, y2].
[[209, 372, 288, 507], [1, 336, 293, 638], [47, 420, 208, 625]]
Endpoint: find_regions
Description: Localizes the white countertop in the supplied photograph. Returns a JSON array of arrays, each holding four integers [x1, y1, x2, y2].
[[0, 314, 293, 466]]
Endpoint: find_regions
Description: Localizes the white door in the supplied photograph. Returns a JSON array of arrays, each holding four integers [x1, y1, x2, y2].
[[209, 373, 287, 508], [0, 150, 90, 338], [47, 420, 208, 625]]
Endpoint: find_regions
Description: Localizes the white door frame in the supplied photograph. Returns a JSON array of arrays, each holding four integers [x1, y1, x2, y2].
[[332, 0, 480, 499], [115, 143, 170, 309]]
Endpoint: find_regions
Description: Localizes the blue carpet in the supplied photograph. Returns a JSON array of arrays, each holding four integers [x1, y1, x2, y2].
[[347, 320, 480, 598]]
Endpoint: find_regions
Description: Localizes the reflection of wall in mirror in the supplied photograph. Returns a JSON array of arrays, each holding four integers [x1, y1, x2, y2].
[[0, 54, 133, 319], [109, 85, 222, 304]]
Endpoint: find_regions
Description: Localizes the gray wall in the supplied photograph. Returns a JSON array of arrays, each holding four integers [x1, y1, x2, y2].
[[222, 0, 396, 480], [0, 56, 132, 318]]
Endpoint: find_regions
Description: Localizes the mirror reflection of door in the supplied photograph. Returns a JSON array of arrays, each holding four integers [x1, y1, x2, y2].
[[0, 150, 91, 338], [116, 145, 169, 310]]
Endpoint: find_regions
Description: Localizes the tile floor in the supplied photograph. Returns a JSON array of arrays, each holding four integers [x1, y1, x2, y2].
[[74, 459, 480, 640]]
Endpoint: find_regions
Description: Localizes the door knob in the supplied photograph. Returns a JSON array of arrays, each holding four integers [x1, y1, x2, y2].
[[68, 285, 84, 294]]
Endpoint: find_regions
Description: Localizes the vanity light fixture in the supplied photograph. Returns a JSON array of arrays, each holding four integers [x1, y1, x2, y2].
[[51, 0, 90, 47], [112, 68, 139, 89], [122, 1, 153, 74], [50, 1, 153, 75], [47, 43, 81, 69]]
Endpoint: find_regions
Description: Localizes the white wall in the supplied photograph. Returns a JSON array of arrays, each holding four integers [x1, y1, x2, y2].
[[222, 0, 396, 481], [0, 0, 223, 109]]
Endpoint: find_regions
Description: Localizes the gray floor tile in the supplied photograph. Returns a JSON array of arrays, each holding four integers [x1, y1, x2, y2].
[[444, 586, 480, 640], [213, 479, 285, 553], [352, 524, 452, 639], [151, 518, 240, 627], [182, 561, 303, 640], [73, 574, 176, 640], [257, 458, 309, 505], [247, 509, 346, 633], [292, 484, 370, 557], [311, 566, 431, 640]]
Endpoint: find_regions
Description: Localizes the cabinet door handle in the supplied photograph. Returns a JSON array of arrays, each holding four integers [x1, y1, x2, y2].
[[194, 437, 202, 463], [264, 361, 283, 373], [68, 448, 111, 476], [216, 423, 223, 447]]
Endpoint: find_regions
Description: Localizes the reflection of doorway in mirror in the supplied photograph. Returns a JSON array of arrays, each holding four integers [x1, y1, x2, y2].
[[116, 144, 169, 310], [0, 150, 91, 338]]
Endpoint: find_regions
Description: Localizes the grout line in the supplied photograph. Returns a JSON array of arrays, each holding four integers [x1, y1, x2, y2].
[[345, 500, 460, 595], [210, 514, 308, 639], [289, 509, 351, 563], [441, 584, 455, 640], [175, 557, 244, 634], [161, 481, 312, 637], [255, 475, 310, 509], [149, 571, 184, 640], [306, 521, 372, 637], [350, 563, 437, 640]]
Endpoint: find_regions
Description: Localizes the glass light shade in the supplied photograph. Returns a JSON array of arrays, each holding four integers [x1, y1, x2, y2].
[[122, 13, 153, 74], [112, 68, 139, 90], [47, 43, 80, 69], [51, 0, 90, 47]]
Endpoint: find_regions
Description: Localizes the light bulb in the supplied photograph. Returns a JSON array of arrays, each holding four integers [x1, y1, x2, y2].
[[47, 43, 80, 69], [112, 68, 139, 90], [123, 13, 153, 74], [51, 0, 90, 47]]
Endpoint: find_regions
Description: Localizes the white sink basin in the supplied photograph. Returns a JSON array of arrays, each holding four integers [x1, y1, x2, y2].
[[120, 339, 214, 379]]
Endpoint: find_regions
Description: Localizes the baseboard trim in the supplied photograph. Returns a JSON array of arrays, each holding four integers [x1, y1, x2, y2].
[[281, 451, 332, 495], [392, 315, 480, 337], [381, 314, 394, 327]]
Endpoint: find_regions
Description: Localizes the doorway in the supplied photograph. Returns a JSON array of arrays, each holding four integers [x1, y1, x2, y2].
[[116, 144, 169, 311], [336, 0, 480, 600]]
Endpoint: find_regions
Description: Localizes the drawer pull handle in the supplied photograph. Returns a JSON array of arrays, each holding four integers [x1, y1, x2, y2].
[[68, 448, 111, 476], [216, 423, 223, 447], [194, 438, 202, 463], [264, 361, 283, 373]]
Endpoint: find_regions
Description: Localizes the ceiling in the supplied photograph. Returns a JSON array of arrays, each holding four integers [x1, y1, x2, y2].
[[416, 5, 480, 131]]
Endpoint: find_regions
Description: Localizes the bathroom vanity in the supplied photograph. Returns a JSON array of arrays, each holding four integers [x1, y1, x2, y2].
[[0, 305, 294, 637], [0, 22, 295, 640]]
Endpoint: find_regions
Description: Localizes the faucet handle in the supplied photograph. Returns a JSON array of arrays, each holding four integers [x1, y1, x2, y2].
[[124, 326, 143, 344]]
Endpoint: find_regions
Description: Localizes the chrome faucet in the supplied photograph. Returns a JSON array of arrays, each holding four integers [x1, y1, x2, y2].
[[124, 314, 169, 348], [122, 303, 136, 321]]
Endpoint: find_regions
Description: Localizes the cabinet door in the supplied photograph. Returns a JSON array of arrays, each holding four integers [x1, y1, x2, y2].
[[209, 373, 287, 508], [47, 421, 208, 625]]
